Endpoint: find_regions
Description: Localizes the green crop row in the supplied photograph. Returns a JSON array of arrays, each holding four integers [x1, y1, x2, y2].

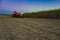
[[22, 9, 60, 19]]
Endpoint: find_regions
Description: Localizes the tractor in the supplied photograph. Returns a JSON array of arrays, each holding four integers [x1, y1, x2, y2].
[[12, 11, 24, 18]]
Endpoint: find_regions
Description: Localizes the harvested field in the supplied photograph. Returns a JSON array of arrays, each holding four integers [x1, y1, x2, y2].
[[0, 15, 60, 40]]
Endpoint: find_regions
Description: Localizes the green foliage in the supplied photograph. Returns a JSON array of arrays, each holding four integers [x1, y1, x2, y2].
[[23, 9, 60, 19]]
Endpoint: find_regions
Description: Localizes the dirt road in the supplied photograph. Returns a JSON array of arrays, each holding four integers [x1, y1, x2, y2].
[[0, 15, 60, 40]]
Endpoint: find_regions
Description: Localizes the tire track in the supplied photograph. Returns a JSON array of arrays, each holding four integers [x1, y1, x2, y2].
[[0, 16, 60, 40]]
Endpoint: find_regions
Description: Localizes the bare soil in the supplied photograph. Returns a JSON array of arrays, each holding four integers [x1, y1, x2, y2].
[[0, 15, 60, 40]]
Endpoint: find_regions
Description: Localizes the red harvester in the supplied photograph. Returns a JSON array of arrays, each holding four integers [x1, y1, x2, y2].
[[13, 11, 20, 17]]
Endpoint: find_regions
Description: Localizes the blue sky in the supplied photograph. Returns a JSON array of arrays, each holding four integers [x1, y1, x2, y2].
[[0, 0, 60, 14]]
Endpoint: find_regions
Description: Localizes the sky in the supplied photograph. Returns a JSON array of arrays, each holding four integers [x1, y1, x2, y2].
[[0, 0, 60, 14]]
